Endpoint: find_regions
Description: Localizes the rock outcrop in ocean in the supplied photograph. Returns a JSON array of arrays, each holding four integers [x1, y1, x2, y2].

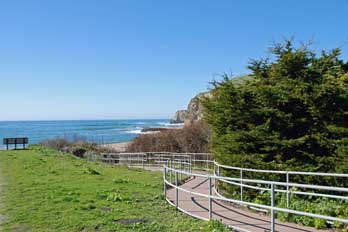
[[170, 110, 187, 124]]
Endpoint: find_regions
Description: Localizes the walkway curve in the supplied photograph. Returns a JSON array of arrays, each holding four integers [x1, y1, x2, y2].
[[166, 176, 332, 232], [99, 152, 347, 231]]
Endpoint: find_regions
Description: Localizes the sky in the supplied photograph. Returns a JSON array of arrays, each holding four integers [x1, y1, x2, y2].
[[0, 0, 347, 121]]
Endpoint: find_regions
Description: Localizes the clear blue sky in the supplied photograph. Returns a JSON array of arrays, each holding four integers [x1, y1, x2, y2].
[[0, 0, 347, 121]]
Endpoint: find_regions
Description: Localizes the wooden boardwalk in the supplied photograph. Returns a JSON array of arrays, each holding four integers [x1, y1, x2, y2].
[[166, 176, 331, 232]]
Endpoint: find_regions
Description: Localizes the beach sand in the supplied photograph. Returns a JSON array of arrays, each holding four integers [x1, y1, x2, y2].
[[100, 142, 130, 152]]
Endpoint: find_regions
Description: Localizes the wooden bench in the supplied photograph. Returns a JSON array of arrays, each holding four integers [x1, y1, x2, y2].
[[3, 137, 29, 150]]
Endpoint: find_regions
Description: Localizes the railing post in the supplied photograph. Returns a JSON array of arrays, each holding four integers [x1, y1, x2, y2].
[[170, 160, 173, 184], [209, 176, 213, 220], [185, 156, 188, 173], [142, 154, 144, 169], [240, 169, 243, 201], [180, 160, 183, 181], [214, 162, 216, 176], [193, 154, 195, 168], [190, 156, 192, 173], [163, 166, 167, 196], [286, 172, 290, 208], [216, 165, 220, 192], [175, 171, 179, 209], [271, 183, 275, 232]]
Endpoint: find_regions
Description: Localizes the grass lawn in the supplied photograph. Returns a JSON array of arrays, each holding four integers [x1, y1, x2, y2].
[[0, 146, 229, 232]]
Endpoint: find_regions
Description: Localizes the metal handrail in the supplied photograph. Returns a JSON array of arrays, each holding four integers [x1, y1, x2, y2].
[[92, 151, 348, 231], [215, 161, 348, 177], [101, 152, 347, 178], [167, 166, 348, 193], [218, 178, 348, 201], [163, 165, 348, 232]]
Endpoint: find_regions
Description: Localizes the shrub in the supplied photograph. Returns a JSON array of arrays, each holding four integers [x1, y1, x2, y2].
[[40, 134, 98, 157], [40, 137, 70, 152], [71, 147, 87, 158], [126, 121, 211, 153]]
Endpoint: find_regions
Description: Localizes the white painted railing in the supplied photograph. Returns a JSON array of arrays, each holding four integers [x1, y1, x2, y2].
[[214, 161, 348, 208], [163, 165, 348, 232], [93, 152, 348, 232]]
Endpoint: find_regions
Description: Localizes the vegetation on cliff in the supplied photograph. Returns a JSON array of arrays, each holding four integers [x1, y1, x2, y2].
[[126, 121, 210, 153]]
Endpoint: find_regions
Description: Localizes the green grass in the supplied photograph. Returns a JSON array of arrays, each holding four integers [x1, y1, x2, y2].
[[0, 146, 230, 232]]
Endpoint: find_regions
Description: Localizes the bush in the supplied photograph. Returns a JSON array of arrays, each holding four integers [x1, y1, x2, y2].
[[40, 137, 70, 152], [40, 134, 98, 157], [71, 147, 87, 158], [126, 121, 211, 153]]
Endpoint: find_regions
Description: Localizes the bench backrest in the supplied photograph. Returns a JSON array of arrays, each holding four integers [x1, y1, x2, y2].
[[3, 138, 29, 145]]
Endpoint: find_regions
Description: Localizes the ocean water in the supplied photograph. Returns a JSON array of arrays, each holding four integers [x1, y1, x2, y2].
[[0, 119, 183, 148]]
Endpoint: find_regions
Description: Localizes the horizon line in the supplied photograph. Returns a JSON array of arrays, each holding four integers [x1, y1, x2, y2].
[[0, 118, 170, 122]]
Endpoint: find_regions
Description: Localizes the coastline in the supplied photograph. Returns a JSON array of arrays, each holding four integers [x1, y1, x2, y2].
[[100, 142, 130, 152], [0, 119, 172, 146], [99, 126, 182, 152]]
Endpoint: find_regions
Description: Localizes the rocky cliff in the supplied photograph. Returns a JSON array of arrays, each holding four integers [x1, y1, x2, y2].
[[170, 75, 250, 125], [170, 92, 211, 125], [184, 92, 211, 125]]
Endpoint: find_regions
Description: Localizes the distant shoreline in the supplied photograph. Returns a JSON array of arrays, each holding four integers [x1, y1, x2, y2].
[[0, 119, 173, 146], [100, 142, 130, 152], [99, 127, 183, 152]]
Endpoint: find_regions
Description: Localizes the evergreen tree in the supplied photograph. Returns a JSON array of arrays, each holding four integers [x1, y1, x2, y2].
[[203, 40, 348, 173]]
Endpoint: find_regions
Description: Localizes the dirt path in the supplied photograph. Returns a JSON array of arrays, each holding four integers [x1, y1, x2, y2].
[[166, 176, 331, 232]]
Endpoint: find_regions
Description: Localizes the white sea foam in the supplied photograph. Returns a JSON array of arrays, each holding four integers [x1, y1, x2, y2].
[[126, 129, 160, 135], [126, 129, 143, 134], [158, 122, 184, 128]]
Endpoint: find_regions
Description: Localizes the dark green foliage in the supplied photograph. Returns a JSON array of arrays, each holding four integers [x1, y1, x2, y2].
[[255, 191, 348, 229], [203, 41, 348, 229], [203, 40, 348, 175], [72, 147, 87, 158]]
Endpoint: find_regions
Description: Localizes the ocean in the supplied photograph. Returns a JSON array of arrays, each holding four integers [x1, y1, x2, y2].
[[0, 119, 182, 148]]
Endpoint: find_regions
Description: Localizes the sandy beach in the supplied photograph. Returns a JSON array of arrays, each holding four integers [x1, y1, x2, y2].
[[100, 142, 130, 152]]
